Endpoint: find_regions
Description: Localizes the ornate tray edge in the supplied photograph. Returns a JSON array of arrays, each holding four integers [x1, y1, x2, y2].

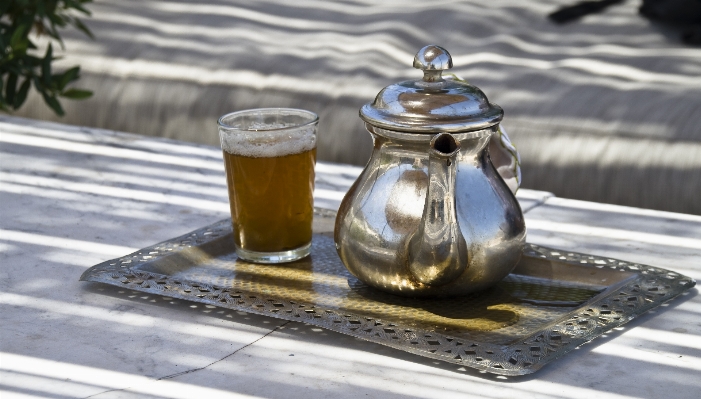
[[80, 213, 696, 376]]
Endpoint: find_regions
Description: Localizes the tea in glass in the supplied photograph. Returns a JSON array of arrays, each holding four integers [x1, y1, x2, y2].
[[218, 108, 318, 263]]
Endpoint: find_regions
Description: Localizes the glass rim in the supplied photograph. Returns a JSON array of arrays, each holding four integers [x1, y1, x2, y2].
[[217, 108, 319, 132]]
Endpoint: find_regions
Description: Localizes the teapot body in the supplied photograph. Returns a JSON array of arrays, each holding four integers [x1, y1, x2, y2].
[[334, 125, 526, 297]]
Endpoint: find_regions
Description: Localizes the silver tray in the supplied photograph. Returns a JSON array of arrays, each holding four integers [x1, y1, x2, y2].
[[81, 209, 695, 375]]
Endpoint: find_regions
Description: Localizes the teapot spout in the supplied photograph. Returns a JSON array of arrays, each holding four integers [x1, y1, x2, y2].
[[407, 133, 468, 286]]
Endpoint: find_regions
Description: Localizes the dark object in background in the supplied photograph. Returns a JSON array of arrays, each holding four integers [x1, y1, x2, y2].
[[549, 0, 701, 45], [681, 26, 701, 43], [639, 0, 701, 44], [549, 0, 626, 24]]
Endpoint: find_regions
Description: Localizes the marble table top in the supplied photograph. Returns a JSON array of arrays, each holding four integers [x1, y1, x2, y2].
[[1, 115, 699, 399]]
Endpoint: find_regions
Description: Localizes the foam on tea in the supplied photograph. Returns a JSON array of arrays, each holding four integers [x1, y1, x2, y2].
[[220, 122, 316, 158]]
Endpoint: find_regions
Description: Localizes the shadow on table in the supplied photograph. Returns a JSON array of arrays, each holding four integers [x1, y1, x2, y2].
[[4, 115, 699, 397], [81, 279, 698, 387]]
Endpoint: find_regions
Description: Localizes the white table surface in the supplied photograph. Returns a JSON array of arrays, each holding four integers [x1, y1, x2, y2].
[[1, 116, 699, 399]]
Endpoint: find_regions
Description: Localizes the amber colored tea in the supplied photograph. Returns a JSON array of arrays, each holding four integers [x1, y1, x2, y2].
[[223, 148, 316, 252], [218, 108, 318, 263]]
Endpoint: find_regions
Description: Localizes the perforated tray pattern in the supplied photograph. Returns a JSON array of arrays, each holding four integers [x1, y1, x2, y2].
[[81, 211, 695, 375]]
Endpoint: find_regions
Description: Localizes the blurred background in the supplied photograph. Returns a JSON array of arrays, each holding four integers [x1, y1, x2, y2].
[[10, 0, 701, 215]]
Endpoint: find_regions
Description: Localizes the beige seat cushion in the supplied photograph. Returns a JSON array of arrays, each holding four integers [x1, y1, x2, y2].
[[17, 1, 701, 214]]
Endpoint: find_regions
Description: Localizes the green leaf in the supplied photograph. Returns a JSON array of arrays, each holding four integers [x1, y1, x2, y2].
[[72, 18, 94, 39], [12, 39, 29, 54], [2, 0, 94, 116], [14, 78, 31, 109], [42, 44, 53, 85], [0, 2, 11, 16], [48, 13, 67, 29], [37, 1, 46, 17], [42, 92, 65, 116], [58, 66, 80, 89], [66, 0, 92, 16], [6, 73, 18, 105], [61, 88, 92, 99], [32, 76, 43, 91], [25, 54, 44, 66], [9, 24, 29, 48]]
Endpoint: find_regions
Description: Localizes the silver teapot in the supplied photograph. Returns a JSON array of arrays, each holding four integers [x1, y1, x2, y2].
[[334, 45, 526, 297]]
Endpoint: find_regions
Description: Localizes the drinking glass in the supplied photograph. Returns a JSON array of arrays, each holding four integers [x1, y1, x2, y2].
[[218, 108, 318, 263]]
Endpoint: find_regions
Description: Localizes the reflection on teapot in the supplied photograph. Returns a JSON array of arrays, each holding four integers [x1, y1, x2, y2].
[[334, 45, 526, 297]]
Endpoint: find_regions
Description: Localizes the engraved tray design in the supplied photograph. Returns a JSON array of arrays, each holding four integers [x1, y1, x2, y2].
[[81, 209, 695, 375]]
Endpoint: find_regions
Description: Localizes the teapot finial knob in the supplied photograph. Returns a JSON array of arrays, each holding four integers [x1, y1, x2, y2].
[[413, 45, 453, 82]]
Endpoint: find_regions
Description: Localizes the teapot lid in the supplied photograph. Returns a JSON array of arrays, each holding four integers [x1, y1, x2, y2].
[[360, 45, 503, 133]]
